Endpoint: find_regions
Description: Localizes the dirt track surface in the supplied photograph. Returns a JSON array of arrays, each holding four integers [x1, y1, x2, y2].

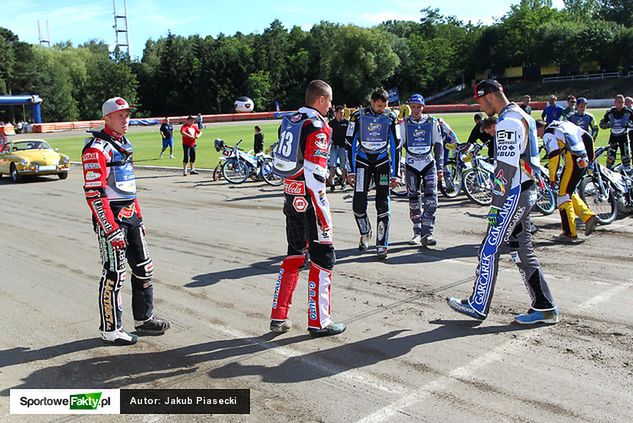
[[1, 167, 632, 422]]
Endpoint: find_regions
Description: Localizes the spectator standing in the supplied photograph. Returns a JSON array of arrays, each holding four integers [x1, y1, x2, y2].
[[196, 113, 204, 130], [254, 125, 264, 154], [542, 95, 565, 123], [519, 95, 532, 115], [327, 105, 349, 191], [159, 117, 174, 159], [181, 116, 201, 176]]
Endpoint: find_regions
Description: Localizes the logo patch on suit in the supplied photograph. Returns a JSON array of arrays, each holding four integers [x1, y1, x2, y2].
[[292, 197, 308, 212]]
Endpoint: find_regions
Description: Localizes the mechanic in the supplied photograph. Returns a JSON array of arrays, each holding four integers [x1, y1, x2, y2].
[[346, 88, 401, 259], [399, 94, 443, 246], [269, 80, 346, 337], [447, 80, 558, 325], [537, 120, 598, 242], [82, 97, 171, 345], [600, 94, 633, 171], [567, 97, 599, 140], [467, 112, 495, 160]]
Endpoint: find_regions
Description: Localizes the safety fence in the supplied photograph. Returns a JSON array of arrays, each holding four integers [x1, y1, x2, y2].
[[543, 72, 622, 83]]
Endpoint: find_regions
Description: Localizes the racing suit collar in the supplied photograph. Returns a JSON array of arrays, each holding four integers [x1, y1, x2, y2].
[[497, 102, 518, 117], [298, 106, 324, 120], [104, 125, 124, 141], [408, 114, 429, 123]]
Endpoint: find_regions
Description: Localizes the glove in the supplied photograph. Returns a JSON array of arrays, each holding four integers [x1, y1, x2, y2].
[[107, 228, 127, 250], [487, 206, 500, 227]]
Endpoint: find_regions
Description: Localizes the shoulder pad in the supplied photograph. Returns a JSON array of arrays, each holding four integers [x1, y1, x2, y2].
[[310, 117, 324, 129]]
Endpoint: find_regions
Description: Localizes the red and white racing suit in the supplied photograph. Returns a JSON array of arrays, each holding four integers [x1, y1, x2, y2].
[[82, 127, 154, 334], [270, 107, 335, 329]]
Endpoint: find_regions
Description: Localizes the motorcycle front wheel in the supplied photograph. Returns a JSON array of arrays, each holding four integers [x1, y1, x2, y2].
[[578, 176, 617, 224], [222, 159, 249, 184], [534, 179, 556, 215], [261, 158, 283, 186], [463, 168, 493, 206], [440, 160, 462, 198]]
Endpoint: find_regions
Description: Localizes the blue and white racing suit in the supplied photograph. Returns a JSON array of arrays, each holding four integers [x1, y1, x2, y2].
[[468, 103, 556, 318], [400, 115, 443, 236], [346, 107, 400, 248]]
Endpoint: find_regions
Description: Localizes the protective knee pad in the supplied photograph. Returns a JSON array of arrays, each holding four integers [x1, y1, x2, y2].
[[421, 196, 437, 215], [310, 246, 335, 271], [307, 262, 332, 329], [271, 255, 305, 320]]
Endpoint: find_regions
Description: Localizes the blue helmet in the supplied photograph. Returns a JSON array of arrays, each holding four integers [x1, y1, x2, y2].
[[408, 94, 425, 105]]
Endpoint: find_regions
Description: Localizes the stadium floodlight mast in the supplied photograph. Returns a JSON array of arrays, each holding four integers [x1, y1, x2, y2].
[[112, 0, 130, 58]]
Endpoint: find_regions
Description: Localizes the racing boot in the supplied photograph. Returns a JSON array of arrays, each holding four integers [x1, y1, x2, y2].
[[446, 297, 486, 321], [358, 231, 372, 252], [584, 215, 598, 236], [553, 233, 582, 244], [270, 319, 292, 333], [376, 246, 388, 259], [308, 322, 346, 338], [101, 329, 139, 346], [409, 234, 423, 246], [514, 307, 559, 325], [135, 317, 172, 335], [421, 234, 437, 246]]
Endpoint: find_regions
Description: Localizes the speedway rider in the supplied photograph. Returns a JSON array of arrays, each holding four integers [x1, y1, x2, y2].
[[269, 80, 346, 337], [399, 94, 443, 246], [600, 94, 633, 171], [346, 88, 401, 259], [567, 97, 599, 140], [447, 80, 558, 325], [82, 97, 171, 345], [537, 120, 598, 242]]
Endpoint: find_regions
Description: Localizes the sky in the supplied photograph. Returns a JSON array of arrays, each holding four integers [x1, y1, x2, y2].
[[4, 0, 565, 59]]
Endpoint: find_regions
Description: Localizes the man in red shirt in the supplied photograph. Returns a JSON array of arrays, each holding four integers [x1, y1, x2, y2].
[[180, 115, 201, 176]]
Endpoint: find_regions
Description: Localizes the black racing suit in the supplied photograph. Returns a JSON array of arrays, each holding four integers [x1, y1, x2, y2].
[[600, 107, 633, 169], [346, 107, 400, 248], [82, 129, 154, 333]]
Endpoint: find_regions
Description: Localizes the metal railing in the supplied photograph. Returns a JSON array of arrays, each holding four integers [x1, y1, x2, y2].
[[543, 72, 621, 83]]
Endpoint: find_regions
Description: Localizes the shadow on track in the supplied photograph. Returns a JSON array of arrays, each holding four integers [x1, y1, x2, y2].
[[3, 321, 539, 394]]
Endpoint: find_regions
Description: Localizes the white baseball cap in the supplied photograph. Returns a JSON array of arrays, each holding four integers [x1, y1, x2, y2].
[[102, 97, 136, 117]]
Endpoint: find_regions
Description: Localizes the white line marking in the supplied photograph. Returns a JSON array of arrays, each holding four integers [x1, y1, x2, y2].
[[356, 282, 632, 423]]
